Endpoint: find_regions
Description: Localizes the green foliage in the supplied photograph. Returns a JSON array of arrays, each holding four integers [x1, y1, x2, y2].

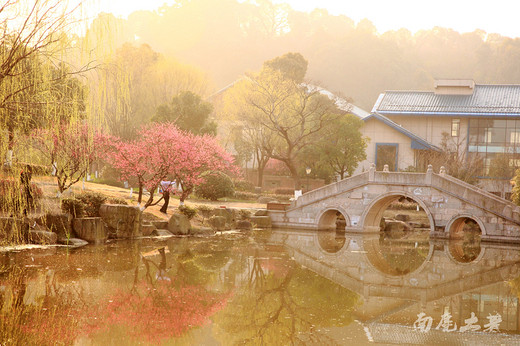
[[233, 191, 257, 201], [152, 91, 216, 135], [263, 52, 308, 82], [106, 197, 128, 205], [178, 205, 197, 220], [61, 198, 85, 218], [274, 188, 294, 195], [511, 169, 520, 206], [302, 114, 367, 180], [0, 178, 42, 213], [195, 171, 235, 201], [238, 209, 251, 220], [75, 191, 108, 217], [233, 179, 255, 192]]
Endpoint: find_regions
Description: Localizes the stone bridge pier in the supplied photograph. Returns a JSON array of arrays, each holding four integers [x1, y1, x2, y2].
[[268, 164, 520, 243]]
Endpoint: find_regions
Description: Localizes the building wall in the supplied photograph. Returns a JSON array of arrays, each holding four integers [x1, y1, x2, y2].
[[385, 115, 469, 147], [355, 118, 417, 175]]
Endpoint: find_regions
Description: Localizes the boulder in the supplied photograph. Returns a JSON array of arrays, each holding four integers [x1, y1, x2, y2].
[[38, 213, 73, 239], [167, 214, 191, 235], [58, 237, 88, 248], [0, 217, 28, 243], [254, 209, 269, 217], [141, 223, 156, 237], [257, 196, 278, 204], [395, 214, 410, 222], [152, 229, 174, 237], [212, 208, 236, 225], [28, 229, 57, 245], [251, 216, 272, 229], [151, 220, 169, 229], [190, 226, 214, 236], [208, 216, 226, 232], [236, 220, 253, 230], [384, 220, 413, 239], [99, 204, 142, 239], [73, 217, 107, 244]]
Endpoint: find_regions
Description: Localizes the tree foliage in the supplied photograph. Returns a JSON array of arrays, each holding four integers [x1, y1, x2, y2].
[[152, 90, 216, 135]]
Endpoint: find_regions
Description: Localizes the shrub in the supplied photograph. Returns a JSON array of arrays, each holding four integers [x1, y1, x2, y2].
[[106, 196, 128, 205], [178, 205, 197, 220], [61, 198, 85, 218], [238, 209, 251, 220], [195, 171, 235, 201], [233, 179, 255, 192], [233, 191, 257, 201], [76, 191, 107, 217], [274, 188, 294, 195]]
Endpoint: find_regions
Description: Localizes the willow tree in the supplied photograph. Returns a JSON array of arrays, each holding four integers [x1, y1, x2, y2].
[[0, 0, 91, 167], [226, 53, 341, 190]]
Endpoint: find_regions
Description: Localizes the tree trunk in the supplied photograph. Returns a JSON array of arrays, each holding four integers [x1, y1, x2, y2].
[[5, 127, 14, 167], [287, 161, 301, 190], [257, 159, 268, 188], [137, 180, 143, 204]]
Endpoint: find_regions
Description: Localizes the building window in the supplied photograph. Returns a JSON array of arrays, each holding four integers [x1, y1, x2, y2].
[[451, 118, 460, 137]]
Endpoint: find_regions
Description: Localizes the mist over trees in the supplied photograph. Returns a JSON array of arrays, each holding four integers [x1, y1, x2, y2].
[[88, 0, 520, 110]]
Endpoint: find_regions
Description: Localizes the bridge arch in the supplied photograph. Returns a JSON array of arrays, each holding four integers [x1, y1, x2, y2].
[[445, 214, 486, 238], [316, 207, 350, 230], [360, 191, 435, 233]]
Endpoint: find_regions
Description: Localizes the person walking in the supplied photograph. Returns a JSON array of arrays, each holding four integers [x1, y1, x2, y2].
[[159, 180, 175, 214]]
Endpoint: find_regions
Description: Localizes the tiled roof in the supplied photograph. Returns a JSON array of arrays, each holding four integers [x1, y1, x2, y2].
[[374, 85, 520, 115]]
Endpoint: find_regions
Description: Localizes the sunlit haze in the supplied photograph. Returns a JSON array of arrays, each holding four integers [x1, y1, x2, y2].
[[80, 0, 520, 38]]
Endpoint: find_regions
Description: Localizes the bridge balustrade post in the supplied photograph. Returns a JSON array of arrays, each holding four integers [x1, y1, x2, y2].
[[439, 166, 446, 177], [369, 163, 376, 182], [425, 164, 433, 185]]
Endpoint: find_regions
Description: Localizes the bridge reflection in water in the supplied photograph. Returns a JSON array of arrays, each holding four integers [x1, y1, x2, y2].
[[270, 229, 520, 344]]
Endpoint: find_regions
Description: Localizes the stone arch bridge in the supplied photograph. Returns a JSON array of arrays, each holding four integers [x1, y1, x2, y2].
[[268, 165, 520, 242]]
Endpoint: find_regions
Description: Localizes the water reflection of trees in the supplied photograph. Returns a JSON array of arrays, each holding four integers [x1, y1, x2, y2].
[[215, 251, 360, 345]]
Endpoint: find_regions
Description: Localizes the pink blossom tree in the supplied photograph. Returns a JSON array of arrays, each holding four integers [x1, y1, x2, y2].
[[99, 123, 237, 208], [171, 132, 237, 204], [32, 122, 101, 193]]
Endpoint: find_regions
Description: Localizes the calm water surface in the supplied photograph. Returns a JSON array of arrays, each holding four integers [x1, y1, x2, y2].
[[2, 229, 520, 345]]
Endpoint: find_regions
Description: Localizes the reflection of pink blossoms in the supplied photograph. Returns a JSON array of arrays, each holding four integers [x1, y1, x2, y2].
[[89, 280, 230, 343]]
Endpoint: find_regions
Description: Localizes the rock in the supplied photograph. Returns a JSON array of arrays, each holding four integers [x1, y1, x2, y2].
[[395, 214, 410, 222], [73, 217, 107, 244], [99, 204, 142, 239], [384, 220, 413, 239], [0, 217, 28, 243], [141, 223, 156, 236], [236, 220, 253, 230], [212, 208, 236, 225], [58, 237, 88, 248], [208, 216, 226, 232], [254, 209, 269, 217], [167, 214, 191, 235], [152, 229, 174, 237], [151, 220, 169, 229], [38, 213, 73, 239], [190, 227, 214, 235], [251, 216, 272, 229], [28, 230, 57, 245]]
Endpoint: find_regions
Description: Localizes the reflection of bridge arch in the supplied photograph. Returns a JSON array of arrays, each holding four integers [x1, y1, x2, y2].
[[360, 192, 434, 233], [362, 236, 435, 277], [314, 230, 349, 255], [446, 239, 485, 264], [316, 207, 350, 230]]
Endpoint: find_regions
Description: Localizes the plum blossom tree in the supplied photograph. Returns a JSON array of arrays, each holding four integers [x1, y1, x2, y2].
[[32, 122, 100, 193], [99, 123, 237, 208]]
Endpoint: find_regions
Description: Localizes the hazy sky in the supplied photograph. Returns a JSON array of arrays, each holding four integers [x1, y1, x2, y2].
[[82, 0, 520, 38]]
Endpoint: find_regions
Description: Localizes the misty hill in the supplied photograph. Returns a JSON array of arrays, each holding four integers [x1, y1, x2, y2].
[[87, 0, 520, 110]]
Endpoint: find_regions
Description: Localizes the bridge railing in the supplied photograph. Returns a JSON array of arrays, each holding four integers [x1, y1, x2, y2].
[[431, 173, 520, 222], [292, 171, 369, 209]]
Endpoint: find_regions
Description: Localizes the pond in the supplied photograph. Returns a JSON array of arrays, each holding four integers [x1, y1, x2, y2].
[[1, 229, 520, 345]]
